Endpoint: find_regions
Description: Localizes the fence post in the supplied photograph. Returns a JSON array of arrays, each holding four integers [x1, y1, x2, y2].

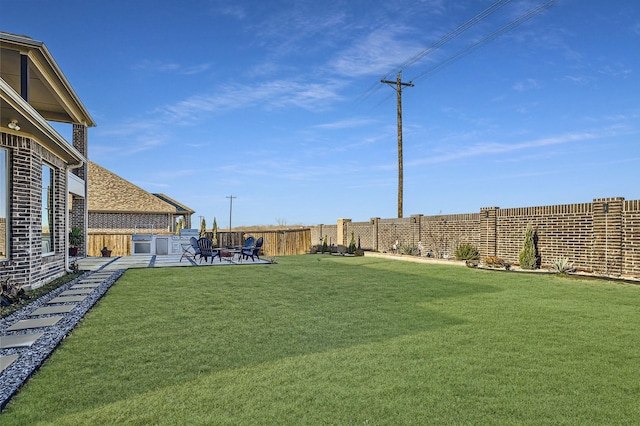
[[371, 218, 379, 252], [480, 207, 498, 259], [592, 197, 623, 277], [337, 218, 351, 246]]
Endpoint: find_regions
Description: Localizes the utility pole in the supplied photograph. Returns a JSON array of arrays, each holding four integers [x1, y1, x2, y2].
[[381, 72, 414, 218], [226, 195, 236, 231]]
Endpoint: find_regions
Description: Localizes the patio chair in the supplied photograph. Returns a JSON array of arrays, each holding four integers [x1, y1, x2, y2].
[[196, 237, 219, 263], [240, 237, 256, 259], [180, 237, 202, 263], [242, 237, 264, 262], [238, 236, 255, 260]]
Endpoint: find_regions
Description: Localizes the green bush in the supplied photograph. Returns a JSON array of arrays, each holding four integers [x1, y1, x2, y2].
[[519, 223, 539, 270], [348, 232, 357, 254], [455, 243, 479, 260], [400, 245, 418, 255]]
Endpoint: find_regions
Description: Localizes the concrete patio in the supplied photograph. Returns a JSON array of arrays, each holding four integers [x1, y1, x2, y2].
[[74, 254, 270, 271]]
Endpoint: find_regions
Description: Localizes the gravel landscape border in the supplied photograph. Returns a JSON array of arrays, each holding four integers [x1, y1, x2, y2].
[[0, 269, 125, 411]]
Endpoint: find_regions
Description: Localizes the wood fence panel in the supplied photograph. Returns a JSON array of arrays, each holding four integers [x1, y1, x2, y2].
[[87, 229, 311, 258], [88, 234, 132, 256]]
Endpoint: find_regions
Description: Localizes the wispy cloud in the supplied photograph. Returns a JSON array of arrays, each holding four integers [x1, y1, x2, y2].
[[513, 78, 541, 92], [599, 63, 632, 78], [313, 117, 376, 130], [133, 60, 211, 75], [407, 129, 617, 166], [216, 4, 246, 20], [562, 75, 593, 85], [330, 25, 427, 77], [158, 78, 345, 121]]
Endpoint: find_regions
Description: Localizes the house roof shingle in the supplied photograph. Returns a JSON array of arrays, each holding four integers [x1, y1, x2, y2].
[[88, 161, 193, 214]]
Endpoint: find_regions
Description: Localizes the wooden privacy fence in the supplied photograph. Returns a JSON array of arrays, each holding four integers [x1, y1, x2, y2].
[[88, 233, 137, 257], [88, 229, 312, 257], [216, 229, 312, 257]]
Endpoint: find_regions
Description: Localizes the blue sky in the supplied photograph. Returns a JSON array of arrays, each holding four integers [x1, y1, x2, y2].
[[2, 0, 639, 227]]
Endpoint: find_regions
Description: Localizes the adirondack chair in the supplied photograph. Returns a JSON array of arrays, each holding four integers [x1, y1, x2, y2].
[[242, 236, 263, 261], [196, 237, 219, 263], [239, 236, 256, 261], [247, 237, 264, 261]]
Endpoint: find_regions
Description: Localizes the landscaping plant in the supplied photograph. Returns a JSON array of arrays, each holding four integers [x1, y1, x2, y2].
[[549, 257, 576, 274], [519, 222, 539, 269], [455, 243, 480, 260]]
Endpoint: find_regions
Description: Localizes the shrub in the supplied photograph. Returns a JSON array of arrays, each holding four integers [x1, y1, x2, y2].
[[484, 256, 511, 270], [348, 232, 357, 254], [519, 223, 539, 270], [322, 236, 328, 253], [455, 243, 479, 260], [68, 228, 83, 247], [400, 245, 418, 255], [549, 258, 576, 274]]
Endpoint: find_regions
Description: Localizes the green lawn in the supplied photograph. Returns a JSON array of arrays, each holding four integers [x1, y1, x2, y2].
[[2, 255, 639, 425]]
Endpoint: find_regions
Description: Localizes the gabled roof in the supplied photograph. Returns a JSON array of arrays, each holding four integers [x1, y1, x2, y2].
[[88, 161, 192, 214], [0, 31, 96, 126], [1, 31, 93, 165], [152, 193, 195, 215]]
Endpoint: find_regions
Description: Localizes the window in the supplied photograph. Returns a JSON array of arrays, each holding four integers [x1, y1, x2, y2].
[[0, 149, 6, 259], [42, 163, 54, 255]]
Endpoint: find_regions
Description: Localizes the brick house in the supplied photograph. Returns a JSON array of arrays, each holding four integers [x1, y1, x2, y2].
[[88, 160, 194, 235], [1, 32, 95, 288]]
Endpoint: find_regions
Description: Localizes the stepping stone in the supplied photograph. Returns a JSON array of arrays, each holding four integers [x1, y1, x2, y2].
[[48, 295, 87, 304], [6, 316, 63, 331], [30, 305, 77, 316], [60, 288, 94, 296], [0, 332, 45, 348], [78, 278, 107, 283], [0, 355, 20, 373], [72, 283, 101, 288]]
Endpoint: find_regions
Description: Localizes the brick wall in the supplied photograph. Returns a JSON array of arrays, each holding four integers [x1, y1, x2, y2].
[[311, 196, 640, 280], [1, 133, 68, 288], [89, 212, 173, 233], [623, 200, 640, 278], [310, 224, 338, 248]]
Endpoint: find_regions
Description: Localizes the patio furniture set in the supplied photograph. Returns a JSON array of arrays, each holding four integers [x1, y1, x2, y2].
[[180, 236, 263, 264]]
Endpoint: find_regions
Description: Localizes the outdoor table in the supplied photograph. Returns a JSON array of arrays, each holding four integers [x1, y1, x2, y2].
[[214, 246, 241, 263]]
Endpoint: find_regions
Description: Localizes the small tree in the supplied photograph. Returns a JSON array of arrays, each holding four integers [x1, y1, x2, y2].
[[199, 217, 207, 238], [175, 217, 184, 235], [348, 232, 357, 254], [519, 223, 539, 270], [322, 236, 328, 253], [211, 217, 218, 247]]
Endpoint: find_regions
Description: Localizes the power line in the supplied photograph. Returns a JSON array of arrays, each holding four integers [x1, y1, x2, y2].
[[360, 0, 513, 104], [408, 0, 558, 82], [386, 0, 513, 78]]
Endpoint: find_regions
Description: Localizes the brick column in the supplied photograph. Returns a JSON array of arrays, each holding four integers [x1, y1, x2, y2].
[[371, 217, 380, 251], [337, 218, 351, 246], [410, 214, 422, 249], [72, 124, 88, 256], [480, 207, 499, 259], [592, 197, 623, 277]]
